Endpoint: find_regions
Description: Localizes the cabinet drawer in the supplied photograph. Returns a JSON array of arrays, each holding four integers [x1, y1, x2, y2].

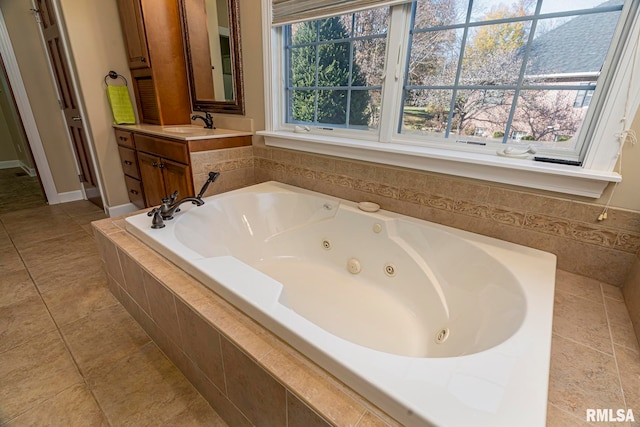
[[134, 133, 189, 164], [115, 129, 134, 148], [118, 146, 140, 179], [124, 175, 145, 209]]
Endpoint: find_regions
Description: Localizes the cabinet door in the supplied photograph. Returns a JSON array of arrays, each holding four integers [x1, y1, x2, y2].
[[116, 0, 150, 69], [162, 158, 194, 199], [137, 151, 165, 206]]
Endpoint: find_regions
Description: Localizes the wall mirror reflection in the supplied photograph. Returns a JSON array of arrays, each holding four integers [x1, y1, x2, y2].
[[180, 0, 245, 115]]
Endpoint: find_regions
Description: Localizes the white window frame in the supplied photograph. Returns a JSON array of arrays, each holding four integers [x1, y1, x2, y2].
[[259, 0, 640, 198]]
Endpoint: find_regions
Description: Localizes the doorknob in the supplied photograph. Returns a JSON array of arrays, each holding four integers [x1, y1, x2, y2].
[[71, 116, 82, 121]]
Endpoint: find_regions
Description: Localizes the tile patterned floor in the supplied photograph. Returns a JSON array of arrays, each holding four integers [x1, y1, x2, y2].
[[0, 201, 227, 426], [0, 196, 639, 425], [0, 168, 45, 214]]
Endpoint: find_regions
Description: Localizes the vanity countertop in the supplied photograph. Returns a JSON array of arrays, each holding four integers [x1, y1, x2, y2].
[[114, 124, 253, 141]]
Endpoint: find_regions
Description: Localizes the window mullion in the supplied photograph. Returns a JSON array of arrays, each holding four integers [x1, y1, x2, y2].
[[501, 0, 543, 144], [444, 2, 474, 139], [379, 3, 412, 143]]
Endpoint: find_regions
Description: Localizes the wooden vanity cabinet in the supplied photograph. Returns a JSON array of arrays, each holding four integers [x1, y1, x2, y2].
[[116, 0, 191, 125], [115, 127, 251, 209], [115, 129, 146, 209], [137, 152, 193, 207]]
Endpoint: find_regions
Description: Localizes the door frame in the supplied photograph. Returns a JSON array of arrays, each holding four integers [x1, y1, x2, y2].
[[33, 0, 106, 209], [0, 7, 58, 203]]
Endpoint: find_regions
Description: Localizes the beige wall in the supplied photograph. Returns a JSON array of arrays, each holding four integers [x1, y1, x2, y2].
[[0, 66, 33, 168], [0, 0, 79, 193], [58, 0, 133, 208]]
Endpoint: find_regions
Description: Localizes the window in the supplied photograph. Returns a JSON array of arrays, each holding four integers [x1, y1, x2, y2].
[[574, 84, 595, 108], [262, 0, 640, 197], [284, 10, 388, 129]]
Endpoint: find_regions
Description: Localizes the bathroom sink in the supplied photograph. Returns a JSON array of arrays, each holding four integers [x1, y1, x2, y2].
[[161, 126, 209, 134]]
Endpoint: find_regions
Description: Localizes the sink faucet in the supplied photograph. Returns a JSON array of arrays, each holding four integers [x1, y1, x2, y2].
[[191, 112, 214, 129], [147, 171, 220, 228]]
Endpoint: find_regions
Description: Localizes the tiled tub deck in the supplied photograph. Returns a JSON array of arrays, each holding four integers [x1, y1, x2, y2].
[[93, 215, 640, 427]]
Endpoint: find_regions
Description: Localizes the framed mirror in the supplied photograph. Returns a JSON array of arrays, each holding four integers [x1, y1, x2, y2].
[[179, 0, 245, 115]]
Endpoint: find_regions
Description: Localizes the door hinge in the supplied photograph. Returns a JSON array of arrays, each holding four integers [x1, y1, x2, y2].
[[78, 173, 85, 183], [30, 8, 41, 24]]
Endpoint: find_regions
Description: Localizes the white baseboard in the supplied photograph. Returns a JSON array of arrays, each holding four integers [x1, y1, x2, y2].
[[57, 190, 84, 203], [0, 160, 38, 177], [0, 160, 20, 169], [20, 162, 36, 177], [107, 202, 140, 218]]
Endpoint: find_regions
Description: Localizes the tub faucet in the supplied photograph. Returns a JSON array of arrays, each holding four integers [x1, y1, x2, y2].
[[192, 112, 214, 129], [147, 193, 204, 228], [147, 171, 220, 228]]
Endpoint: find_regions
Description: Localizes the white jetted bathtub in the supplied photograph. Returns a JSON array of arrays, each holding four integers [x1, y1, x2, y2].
[[125, 181, 556, 426]]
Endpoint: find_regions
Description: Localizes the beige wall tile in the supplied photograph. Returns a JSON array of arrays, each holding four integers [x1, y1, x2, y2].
[[175, 298, 226, 391], [545, 403, 589, 427], [553, 292, 612, 354], [602, 283, 625, 301], [162, 396, 228, 426], [261, 349, 365, 426], [357, 411, 401, 427], [623, 257, 640, 346], [143, 271, 183, 348], [548, 335, 624, 420], [605, 298, 640, 354], [199, 302, 276, 361], [221, 338, 286, 425], [555, 270, 604, 303], [96, 232, 126, 287], [287, 391, 332, 427], [117, 248, 150, 315], [614, 345, 640, 418]]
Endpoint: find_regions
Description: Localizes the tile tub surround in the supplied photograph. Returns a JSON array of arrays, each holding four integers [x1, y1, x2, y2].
[[251, 146, 640, 287], [94, 215, 640, 427], [185, 144, 639, 286], [190, 146, 255, 199]]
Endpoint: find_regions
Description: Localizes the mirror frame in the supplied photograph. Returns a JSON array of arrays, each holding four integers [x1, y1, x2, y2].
[[179, 0, 245, 115]]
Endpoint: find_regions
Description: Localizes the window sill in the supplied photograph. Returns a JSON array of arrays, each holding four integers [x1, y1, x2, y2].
[[258, 130, 621, 198]]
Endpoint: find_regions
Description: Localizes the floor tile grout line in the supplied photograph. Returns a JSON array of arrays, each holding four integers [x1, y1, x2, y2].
[[3, 213, 115, 426], [551, 332, 615, 358], [601, 285, 630, 413], [0, 382, 84, 426], [547, 402, 596, 426]]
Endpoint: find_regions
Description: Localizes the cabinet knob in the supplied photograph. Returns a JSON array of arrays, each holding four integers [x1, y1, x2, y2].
[[158, 162, 165, 169], [123, 160, 133, 165], [130, 189, 139, 195], [152, 161, 159, 167]]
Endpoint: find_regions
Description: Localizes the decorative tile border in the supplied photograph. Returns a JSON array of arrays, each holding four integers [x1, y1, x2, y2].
[[251, 149, 640, 285], [186, 145, 640, 284]]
